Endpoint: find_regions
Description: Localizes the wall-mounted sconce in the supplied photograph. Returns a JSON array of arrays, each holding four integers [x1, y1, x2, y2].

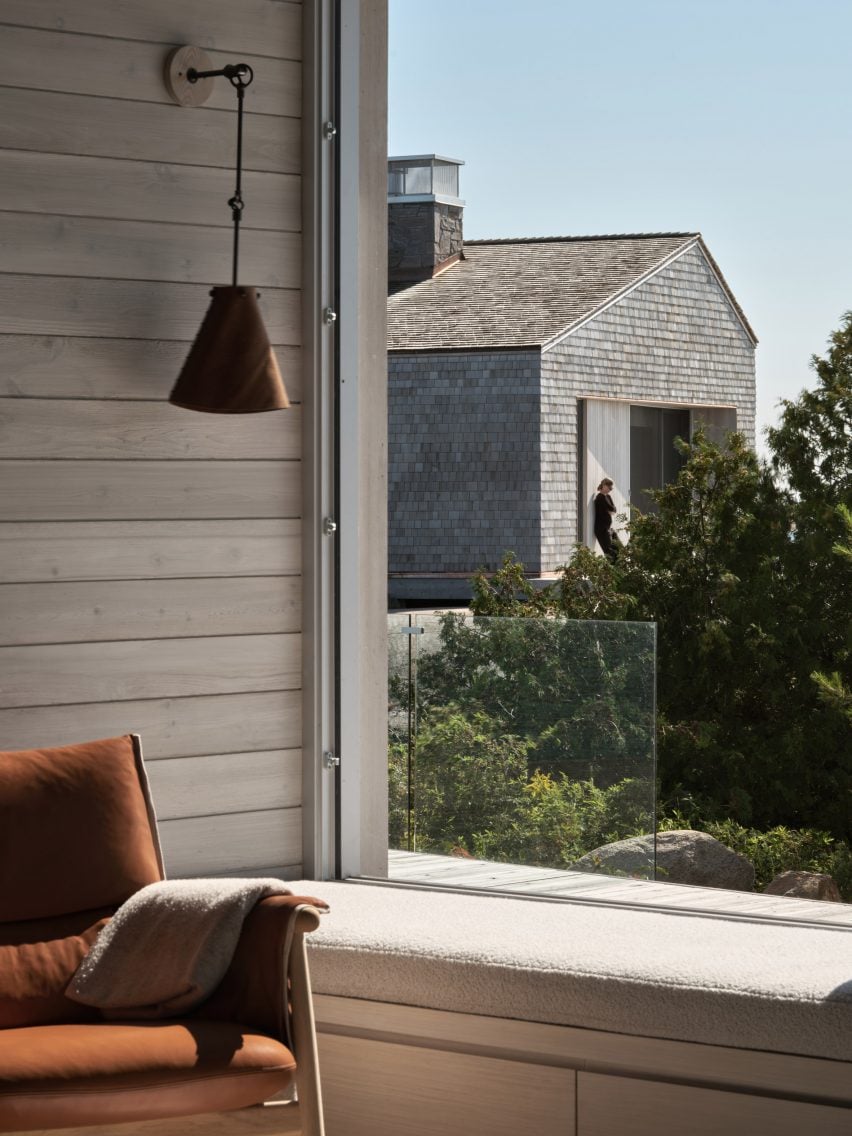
[[164, 46, 289, 413]]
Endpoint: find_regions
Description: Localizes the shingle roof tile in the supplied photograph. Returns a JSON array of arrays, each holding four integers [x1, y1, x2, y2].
[[387, 233, 700, 351]]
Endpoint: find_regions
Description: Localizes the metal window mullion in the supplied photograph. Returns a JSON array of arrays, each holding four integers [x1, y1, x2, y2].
[[336, 0, 363, 879], [301, 0, 338, 880]]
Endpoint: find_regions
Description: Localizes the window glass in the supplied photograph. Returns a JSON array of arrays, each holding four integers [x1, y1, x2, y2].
[[388, 613, 658, 891]]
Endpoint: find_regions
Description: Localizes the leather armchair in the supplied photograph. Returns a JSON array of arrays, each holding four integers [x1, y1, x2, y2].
[[0, 735, 326, 1135]]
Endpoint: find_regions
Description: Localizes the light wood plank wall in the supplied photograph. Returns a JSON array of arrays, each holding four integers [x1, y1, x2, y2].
[[0, 0, 305, 878]]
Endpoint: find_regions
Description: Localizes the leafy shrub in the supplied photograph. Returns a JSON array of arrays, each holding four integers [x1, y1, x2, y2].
[[659, 814, 852, 900], [389, 707, 654, 869]]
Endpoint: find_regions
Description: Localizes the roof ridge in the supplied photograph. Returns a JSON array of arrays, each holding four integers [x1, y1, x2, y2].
[[465, 232, 698, 245]]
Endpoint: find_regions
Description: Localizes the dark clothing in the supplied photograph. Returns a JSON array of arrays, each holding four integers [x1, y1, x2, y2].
[[594, 492, 619, 561], [594, 493, 616, 532]]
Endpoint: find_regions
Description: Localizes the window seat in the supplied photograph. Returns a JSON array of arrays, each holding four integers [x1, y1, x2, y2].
[[297, 878, 850, 1061], [293, 879, 852, 1136]]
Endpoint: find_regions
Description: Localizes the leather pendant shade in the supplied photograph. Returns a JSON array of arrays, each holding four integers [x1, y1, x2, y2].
[[169, 287, 289, 413]]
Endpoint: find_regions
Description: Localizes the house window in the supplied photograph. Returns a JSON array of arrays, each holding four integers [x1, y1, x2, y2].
[[582, 400, 738, 548], [629, 405, 691, 516]]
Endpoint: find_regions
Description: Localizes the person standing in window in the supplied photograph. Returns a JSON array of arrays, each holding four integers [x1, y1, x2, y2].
[[593, 478, 620, 561]]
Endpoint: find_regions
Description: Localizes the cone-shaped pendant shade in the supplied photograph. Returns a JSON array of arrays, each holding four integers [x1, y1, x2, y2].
[[169, 287, 289, 413]]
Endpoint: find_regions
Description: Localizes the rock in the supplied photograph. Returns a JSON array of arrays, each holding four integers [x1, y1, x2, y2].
[[764, 871, 842, 902], [571, 829, 755, 891], [570, 834, 656, 880]]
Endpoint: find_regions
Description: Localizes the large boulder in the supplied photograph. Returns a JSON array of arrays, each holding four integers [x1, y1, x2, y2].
[[764, 871, 842, 902], [571, 829, 755, 891]]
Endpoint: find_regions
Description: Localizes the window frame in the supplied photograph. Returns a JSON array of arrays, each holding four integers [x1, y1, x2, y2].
[[303, 0, 388, 881]]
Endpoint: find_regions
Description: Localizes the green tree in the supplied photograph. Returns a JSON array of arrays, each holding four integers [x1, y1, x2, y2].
[[763, 315, 852, 835], [472, 546, 631, 621], [810, 504, 852, 726], [766, 317, 852, 810], [619, 404, 850, 837], [415, 602, 655, 787], [767, 312, 852, 509], [616, 429, 805, 829]]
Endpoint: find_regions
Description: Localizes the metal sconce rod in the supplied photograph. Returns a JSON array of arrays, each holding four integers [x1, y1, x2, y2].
[[186, 62, 254, 288], [180, 58, 255, 288]]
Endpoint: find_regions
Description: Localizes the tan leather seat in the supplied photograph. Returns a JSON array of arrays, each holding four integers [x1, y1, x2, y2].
[[0, 1020, 295, 1131]]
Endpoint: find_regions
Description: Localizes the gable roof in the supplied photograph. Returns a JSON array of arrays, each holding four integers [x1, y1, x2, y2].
[[387, 233, 756, 351]]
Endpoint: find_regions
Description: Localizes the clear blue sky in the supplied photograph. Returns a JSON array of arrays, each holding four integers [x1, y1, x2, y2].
[[388, 0, 852, 447]]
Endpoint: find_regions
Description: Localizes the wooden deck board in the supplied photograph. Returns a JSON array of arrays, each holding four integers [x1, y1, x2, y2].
[[386, 850, 852, 927]]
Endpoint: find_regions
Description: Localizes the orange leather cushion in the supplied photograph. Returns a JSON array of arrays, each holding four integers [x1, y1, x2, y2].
[[0, 1020, 295, 1132], [0, 736, 163, 922], [0, 909, 112, 1029]]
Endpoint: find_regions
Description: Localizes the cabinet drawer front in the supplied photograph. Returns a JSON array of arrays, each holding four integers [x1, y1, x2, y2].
[[578, 1072, 851, 1136]]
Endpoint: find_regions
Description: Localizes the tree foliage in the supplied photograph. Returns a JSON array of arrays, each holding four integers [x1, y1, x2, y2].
[[389, 708, 654, 869], [615, 428, 850, 835], [389, 582, 656, 867], [767, 312, 852, 507], [389, 314, 852, 873], [414, 605, 655, 787]]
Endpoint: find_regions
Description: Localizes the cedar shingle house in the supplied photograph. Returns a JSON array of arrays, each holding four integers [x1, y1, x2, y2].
[[387, 156, 757, 603]]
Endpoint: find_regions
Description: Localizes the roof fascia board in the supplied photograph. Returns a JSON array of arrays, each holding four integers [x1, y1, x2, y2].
[[388, 344, 540, 357], [541, 237, 757, 353], [695, 238, 759, 345]]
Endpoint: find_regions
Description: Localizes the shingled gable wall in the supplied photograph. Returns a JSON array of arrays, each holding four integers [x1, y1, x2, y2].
[[539, 243, 756, 569], [388, 350, 542, 574], [388, 243, 755, 586]]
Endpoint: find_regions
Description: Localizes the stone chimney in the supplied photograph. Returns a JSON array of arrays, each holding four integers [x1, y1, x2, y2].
[[388, 155, 464, 282]]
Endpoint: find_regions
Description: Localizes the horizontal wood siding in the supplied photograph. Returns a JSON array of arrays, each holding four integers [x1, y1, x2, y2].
[[0, 462, 300, 520], [0, 577, 301, 645], [148, 749, 302, 819], [0, 277, 299, 341], [159, 808, 302, 877], [0, 213, 301, 288], [0, 0, 302, 60], [0, 634, 301, 709], [0, 520, 301, 582], [0, 690, 302, 758], [0, 400, 301, 460], [0, 26, 300, 117], [0, 89, 299, 171], [2, 151, 300, 231], [0, 337, 302, 402], [0, 0, 304, 877]]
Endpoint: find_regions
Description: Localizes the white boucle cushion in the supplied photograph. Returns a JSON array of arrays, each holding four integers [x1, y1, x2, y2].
[[292, 880, 852, 1062]]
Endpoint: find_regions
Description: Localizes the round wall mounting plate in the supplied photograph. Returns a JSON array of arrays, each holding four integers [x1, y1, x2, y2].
[[164, 45, 215, 107]]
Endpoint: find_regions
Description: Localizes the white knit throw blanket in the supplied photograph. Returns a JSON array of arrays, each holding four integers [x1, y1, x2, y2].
[[66, 878, 291, 1017]]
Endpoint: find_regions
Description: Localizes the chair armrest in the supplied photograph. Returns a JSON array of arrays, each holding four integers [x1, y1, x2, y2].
[[191, 893, 327, 1042]]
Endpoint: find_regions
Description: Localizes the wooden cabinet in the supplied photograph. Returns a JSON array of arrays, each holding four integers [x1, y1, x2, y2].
[[577, 1072, 851, 1136], [315, 995, 852, 1136], [319, 1034, 576, 1136]]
